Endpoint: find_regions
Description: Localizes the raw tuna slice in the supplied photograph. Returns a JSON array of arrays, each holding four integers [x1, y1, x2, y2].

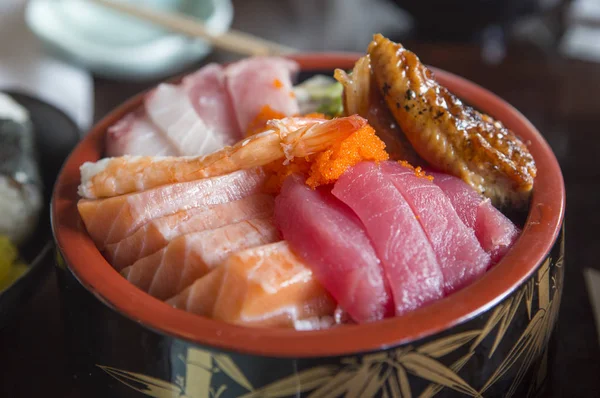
[[77, 168, 267, 249], [274, 175, 392, 323], [145, 83, 226, 156], [332, 162, 444, 315], [225, 57, 300, 132], [167, 241, 337, 329], [182, 63, 243, 143], [105, 194, 275, 270], [382, 162, 491, 294], [430, 172, 520, 264], [122, 217, 280, 300], [105, 109, 177, 157]]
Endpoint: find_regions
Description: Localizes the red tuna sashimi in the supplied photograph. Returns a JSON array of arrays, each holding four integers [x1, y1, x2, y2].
[[274, 175, 392, 323], [182, 63, 243, 144], [105, 109, 177, 157], [145, 83, 227, 156], [225, 57, 300, 132], [332, 162, 444, 315], [430, 172, 520, 264], [77, 168, 267, 249], [382, 162, 491, 294]]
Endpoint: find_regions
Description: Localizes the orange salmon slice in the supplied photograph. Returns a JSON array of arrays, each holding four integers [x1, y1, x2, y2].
[[105, 194, 275, 270], [167, 241, 336, 329], [121, 218, 280, 300], [77, 168, 266, 249]]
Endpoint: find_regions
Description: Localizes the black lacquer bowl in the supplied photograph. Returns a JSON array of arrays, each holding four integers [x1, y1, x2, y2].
[[51, 54, 565, 398], [0, 91, 80, 329]]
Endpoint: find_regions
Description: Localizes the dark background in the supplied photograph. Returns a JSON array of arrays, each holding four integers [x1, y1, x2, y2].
[[1, 0, 599, 396]]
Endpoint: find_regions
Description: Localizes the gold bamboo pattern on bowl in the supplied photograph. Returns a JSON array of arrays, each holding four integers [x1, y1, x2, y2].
[[98, 238, 564, 398]]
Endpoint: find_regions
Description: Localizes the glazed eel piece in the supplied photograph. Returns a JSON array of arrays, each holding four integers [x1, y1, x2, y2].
[[334, 55, 423, 166], [368, 34, 537, 208]]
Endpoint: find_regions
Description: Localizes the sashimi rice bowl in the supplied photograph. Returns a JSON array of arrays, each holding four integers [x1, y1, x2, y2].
[[52, 35, 564, 397]]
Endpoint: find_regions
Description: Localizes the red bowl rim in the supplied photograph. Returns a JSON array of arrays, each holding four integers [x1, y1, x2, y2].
[[51, 52, 565, 358]]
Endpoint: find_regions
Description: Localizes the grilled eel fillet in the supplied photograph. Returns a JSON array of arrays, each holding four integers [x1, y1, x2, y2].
[[334, 55, 423, 166], [368, 34, 537, 208]]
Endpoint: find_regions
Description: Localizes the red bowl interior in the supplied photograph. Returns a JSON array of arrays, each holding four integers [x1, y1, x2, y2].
[[51, 53, 565, 357]]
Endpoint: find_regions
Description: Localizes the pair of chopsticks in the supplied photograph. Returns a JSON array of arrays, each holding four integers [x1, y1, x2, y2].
[[89, 0, 297, 56]]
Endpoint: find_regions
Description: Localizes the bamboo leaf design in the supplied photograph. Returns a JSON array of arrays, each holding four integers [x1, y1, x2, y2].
[[345, 363, 373, 398], [479, 309, 546, 394], [307, 367, 357, 398], [361, 364, 392, 398], [505, 313, 548, 398], [97, 365, 181, 398], [469, 304, 507, 351], [490, 289, 525, 357], [524, 279, 535, 320], [417, 331, 480, 358], [396, 365, 412, 398], [400, 353, 480, 397], [418, 352, 475, 398], [238, 366, 338, 398], [209, 385, 228, 398], [385, 366, 404, 398], [537, 258, 551, 310], [537, 350, 549, 389], [213, 354, 254, 392], [345, 363, 391, 398]]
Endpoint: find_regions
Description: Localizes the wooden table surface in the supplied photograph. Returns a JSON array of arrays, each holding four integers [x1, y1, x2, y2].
[[1, 44, 599, 397]]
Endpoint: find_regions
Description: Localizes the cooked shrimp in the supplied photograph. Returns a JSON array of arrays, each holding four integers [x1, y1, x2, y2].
[[79, 115, 367, 199], [334, 55, 422, 165], [368, 34, 536, 208]]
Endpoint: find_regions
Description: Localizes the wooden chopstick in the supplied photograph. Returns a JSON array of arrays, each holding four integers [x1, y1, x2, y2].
[[88, 0, 297, 56]]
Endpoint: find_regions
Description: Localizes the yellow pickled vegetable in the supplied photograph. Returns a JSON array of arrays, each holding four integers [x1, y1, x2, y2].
[[0, 235, 28, 291]]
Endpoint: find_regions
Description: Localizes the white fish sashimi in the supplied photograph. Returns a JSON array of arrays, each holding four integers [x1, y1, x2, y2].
[[182, 63, 243, 145], [226, 56, 300, 132], [105, 110, 177, 157], [145, 83, 227, 156]]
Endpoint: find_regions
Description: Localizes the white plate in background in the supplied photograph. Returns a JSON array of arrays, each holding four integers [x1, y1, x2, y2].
[[25, 0, 233, 81]]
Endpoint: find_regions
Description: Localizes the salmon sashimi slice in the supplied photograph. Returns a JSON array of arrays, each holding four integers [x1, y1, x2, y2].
[[225, 57, 300, 132], [78, 116, 365, 199], [274, 175, 392, 323], [182, 63, 243, 144], [105, 194, 275, 270], [430, 172, 520, 265], [167, 241, 337, 329], [332, 161, 444, 315], [382, 162, 491, 294], [77, 168, 267, 249], [145, 83, 227, 156], [122, 218, 280, 300], [167, 265, 222, 318], [105, 109, 178, 157]]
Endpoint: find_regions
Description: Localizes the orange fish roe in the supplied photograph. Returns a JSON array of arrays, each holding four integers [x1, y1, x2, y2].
[[263, 157, 314, 194], [262, 123, 389, 193], [306, 124, 388, 188], [289, 91, 296, 99], [303, 112, 329, 120], [273, 79, 283, 89], [397, 160, 434, 181], [246, 105, 286, 137]]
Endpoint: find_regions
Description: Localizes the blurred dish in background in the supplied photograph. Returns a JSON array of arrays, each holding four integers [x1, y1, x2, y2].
[[0, 93, 43, 246], [25, 0, 234, 81], [0, 0, 93, 131], [229, 0, 412, 53], [0, 90, 80, 328]]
